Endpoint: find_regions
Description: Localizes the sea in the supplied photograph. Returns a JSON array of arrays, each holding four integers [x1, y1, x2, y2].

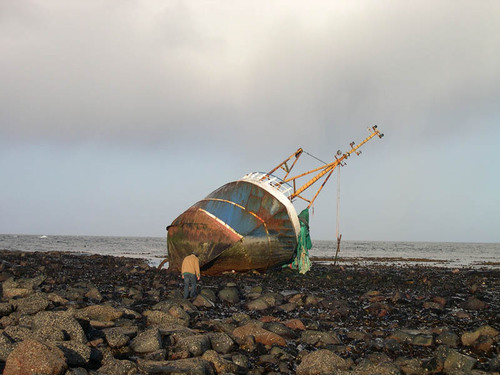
[[0, 234, 499, 269]]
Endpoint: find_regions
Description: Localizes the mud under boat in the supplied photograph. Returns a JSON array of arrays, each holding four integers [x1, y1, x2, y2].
[[166, 126, 383, 274]]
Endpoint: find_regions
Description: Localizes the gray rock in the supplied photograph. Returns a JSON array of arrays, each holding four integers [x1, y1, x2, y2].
[[57, 340, 92, 367], [354, 359, 400, 375], [489, 355, 500, 372], [34, 325, 66, 341], [246, 297, 271, 311], [300, 330, 341, 346], [396, 357, 426, 375], [130, 328, 162, 354], [263, 322, 296, 339], [19, 275, 47, 290], [296, 349, 349, 375], [3, 325, 33, 342], [143, 349, 167, 361], [138, 358, 215, 375], [199, 288, 217, 302], [12, 293, 50, 315], [277, 302, 297, 312], [436, 331, 459, 347], [208, 332, 236, 354], [175, 334, 211, 357], [143, 309, 188, 327], [103, 328, 130, 348], [463, 296, 488, 310], [192, 294, 215, 308], [443, 349, 477, 373], [232, 353, 249, 369], [202, 349, 244, 374], [218, 287, 240, 304], [97, 359, 137, 375], [0, 302, 13, 317], [75, 304, 123, 322], [32, 311, 87, 343]]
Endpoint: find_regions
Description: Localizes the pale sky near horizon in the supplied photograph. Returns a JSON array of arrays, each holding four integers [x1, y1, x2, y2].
[[1, 1, 499, 243]]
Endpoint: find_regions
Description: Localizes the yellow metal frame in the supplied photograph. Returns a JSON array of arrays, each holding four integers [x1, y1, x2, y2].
[[263, 126, 383, 208]]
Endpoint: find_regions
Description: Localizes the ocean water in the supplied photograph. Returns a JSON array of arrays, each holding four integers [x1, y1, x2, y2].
[[0, 234, 498, 269]]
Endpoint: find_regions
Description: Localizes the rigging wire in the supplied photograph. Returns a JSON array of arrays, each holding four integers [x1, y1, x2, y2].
[[303, 150, 328, 165], [334, 166, 342, 266]]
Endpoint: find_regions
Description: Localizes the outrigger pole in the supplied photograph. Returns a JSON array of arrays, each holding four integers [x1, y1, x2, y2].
[[261, 125, 384, 208]]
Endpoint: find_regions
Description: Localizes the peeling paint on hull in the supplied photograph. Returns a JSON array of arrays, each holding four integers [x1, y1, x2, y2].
[[167, 176, 299, 275]]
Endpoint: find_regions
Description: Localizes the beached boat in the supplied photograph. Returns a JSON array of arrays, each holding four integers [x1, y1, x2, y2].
[[166, 126, 383, 274]]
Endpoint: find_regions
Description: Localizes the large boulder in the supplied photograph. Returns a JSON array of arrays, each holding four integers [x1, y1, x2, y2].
[[3, 339, 67, 375], [32, 311, 87, 343], [296, 349, 349, 375], [12, 293, 50, 315]]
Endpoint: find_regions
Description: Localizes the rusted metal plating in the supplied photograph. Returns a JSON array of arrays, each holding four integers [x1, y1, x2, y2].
[[166, 126, 383, 274]]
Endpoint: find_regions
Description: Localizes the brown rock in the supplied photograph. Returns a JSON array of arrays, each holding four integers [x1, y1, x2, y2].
[[76, 304, 123, 321], [233, 322, 286, 347], [284, 319, 306, 331], [4, 339, 67, 375]]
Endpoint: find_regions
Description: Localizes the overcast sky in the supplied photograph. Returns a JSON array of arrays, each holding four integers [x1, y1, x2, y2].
[[1, 1, 499, 243]]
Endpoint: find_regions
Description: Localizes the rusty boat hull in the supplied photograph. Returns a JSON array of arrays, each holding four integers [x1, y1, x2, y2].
[[167, 173, 300, 274]]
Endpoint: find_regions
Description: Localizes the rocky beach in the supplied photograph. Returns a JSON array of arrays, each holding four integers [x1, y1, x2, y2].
[[0, 249, 499, 374]]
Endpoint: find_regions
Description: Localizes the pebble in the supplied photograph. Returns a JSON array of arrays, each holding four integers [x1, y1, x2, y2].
[[0, 249, 499, 374]]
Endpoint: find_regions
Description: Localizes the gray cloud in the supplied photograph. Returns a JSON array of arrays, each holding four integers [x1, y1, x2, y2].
[[2, 1, 499, 149]]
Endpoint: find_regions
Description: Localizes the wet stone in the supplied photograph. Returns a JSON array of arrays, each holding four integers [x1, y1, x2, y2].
[[218, 287, 240, 304]]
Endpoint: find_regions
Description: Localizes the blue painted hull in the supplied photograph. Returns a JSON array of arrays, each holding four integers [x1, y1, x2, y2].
[[167, 175, 300, 274]]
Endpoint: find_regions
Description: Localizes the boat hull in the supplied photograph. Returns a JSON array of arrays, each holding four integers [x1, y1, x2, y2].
[[167, 176, 299, 274]]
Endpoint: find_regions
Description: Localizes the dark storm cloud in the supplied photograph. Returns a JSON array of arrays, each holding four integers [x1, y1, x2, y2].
[[1, 1, 499, 147]]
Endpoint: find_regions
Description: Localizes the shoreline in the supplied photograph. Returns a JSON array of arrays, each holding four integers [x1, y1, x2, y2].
[[1, 249, 499, 374]]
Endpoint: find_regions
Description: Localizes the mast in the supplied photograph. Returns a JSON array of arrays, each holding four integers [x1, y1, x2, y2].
[[263, 126, 384, 208]]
